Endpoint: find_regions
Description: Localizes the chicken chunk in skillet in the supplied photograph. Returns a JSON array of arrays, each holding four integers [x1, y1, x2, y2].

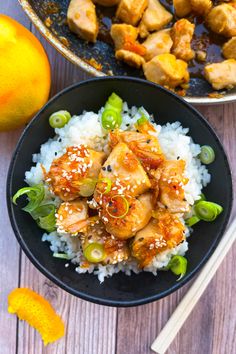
[[96, 191, 154, 240], [56, 199, 88, 235], [116, 0, 148, 26], [110, 24, 146, 68], [173, 0, 192, 17], [139, 0, 173, 39], [190, 0, 212, 16], [142, 29, 173, 61], [204, 59, 236, 90], [97, 142, 151, 197], [171, 19, 195, 62], [222, 37, 236, 60], [67, 0, 99, 42], [81, 220, 130, 265], [111, 24, 139, 50], [143, 53, 190, 89], [159, 159, 189, 213], [207, 3, 236, 37], [131, 209, 185, 267], [93, 0, 120, 6], [109, 126, 164, 172], [46, 145, 106, 201]]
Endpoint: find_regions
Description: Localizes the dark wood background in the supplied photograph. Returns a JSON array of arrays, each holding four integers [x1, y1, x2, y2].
[[0, 1, 235, 353]]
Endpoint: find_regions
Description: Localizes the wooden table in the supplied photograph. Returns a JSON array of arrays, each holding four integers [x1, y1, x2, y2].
[[1, 2, 236, 353]]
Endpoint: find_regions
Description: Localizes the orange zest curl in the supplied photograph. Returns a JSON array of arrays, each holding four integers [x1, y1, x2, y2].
[[8, 288, 65, 345]]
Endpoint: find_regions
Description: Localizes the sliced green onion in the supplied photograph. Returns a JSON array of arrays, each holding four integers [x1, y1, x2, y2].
[[49, 110, 71, 128], [107, 92, 123, 111], [194, 201, 223, 222], [199, 145, 215, 164], [167, 255, 187, 281], [53, 253, 70, 260], [101, 109, 121, 130], [101, 93, 123, 130], [185, 215, 200, 227], [98, 177, 112, 194], [106, 195, 129, 219], [78, 178, 97, 197], [12, 184, 45, 213], [83, 243, 106, 263], [137, 112, 148, 125], [31, 204, 56, 232]]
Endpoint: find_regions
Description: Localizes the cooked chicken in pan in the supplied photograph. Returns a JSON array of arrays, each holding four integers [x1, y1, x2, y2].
[[67, 0, 236, 93]]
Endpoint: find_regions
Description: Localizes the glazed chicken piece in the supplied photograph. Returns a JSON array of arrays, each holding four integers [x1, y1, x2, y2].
[[110, 24, 146, 68], [110, 24, 146, 60], [143, 29, 173, 61], [139, 0, 173, 39], [171, 19, 195, 62], [56, 199, 88, 234], [116, 0, 148, 26], [159, 159, 189, 213], [143, 54, 190, 89], [190, 0, 212, 16], [111, 24, 139, 50], [204, 59, 236, 90], [81, 220, 130, 265], [46, 145, 106, 201], [98, 192, 154, 240], [131, 210, 185, 267], [173, 0, 192, 17], [207, 3, 236, 37], [109, 128, 164, 171], [67, 0, 99, 43], [93, 0, 120, 6], [222, 37, 236, 60], [97, 142, 151, 197]]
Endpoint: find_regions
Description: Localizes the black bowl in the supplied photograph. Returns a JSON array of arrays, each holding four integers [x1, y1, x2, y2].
[[7, 77, 233, 307]]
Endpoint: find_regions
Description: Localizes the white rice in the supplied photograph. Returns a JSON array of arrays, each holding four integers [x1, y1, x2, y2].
[[26, 103, 211, 282]]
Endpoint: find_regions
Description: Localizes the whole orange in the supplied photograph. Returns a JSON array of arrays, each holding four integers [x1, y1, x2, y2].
[[0, 15, 51, 131]]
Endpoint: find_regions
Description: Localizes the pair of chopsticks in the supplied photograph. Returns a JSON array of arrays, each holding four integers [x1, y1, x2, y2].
[[151, 218, 236, 354]]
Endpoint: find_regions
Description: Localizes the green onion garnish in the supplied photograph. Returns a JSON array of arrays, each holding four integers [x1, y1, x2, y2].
[[83, 243, 106, 263], [49, 110, 71, 128], [137, 113, 148, 125], [12, 184, 45, 213], [31, 204, 56, 232], [107, 92, 123, 111], [101, 109, 120, 130], [106, 195, 129, 219], [199, 145, 215, 164], [185, 215, 200, 227], [98, 177, 112, 194], [101, 93, 123, 130], [77, 178, 98, 197], [53, 253, 70, 260], [167, 255, 187, 281], [194, 201, 223, 222]]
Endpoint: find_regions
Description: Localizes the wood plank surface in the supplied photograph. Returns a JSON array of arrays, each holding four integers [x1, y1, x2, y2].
[[0, 2, 236, 354], [0, 3, 29, 354]]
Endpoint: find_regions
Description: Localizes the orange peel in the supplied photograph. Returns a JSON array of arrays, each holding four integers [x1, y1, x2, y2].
[[8, 288, 65, 345]]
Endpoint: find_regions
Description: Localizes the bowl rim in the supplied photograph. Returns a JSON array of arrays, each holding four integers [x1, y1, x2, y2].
[[18, 0, 236, 106], [7, 76, 233, 307]]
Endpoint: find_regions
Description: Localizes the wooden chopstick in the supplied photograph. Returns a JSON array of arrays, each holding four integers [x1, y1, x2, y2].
[[151, 218, 236, 354]]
